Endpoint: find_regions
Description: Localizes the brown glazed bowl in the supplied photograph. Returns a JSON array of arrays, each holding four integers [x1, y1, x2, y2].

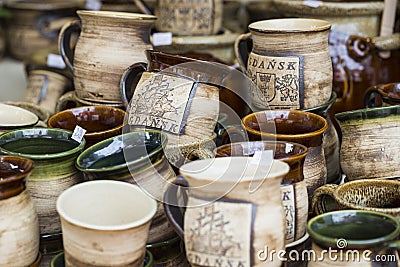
[[48, 106, 126, 148], [364, 82, 400, 108]]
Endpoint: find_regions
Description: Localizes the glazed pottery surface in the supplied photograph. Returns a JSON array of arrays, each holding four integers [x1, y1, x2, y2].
[[76, 131, 177, 244], [0, 128, 85, 235], [164, 157, 290, 267], [3, 101, 50, 128], [235, 18, 332, 110], [0, 103, 39, 132], [215, 140, 308, 244], [0, 155, 39, 267], [242, 110, 328, 204], [312, 179, 400, 220], [59, 10, 156, 103], [364, 82, 400, 108], [48, 105, 126, 148], [307, 210, 400, 267], [57, 180, 157, 267], [336, 105, 400, 181]]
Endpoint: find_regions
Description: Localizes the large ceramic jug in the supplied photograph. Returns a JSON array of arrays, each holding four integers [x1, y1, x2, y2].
[[59, 10, 156, 104]]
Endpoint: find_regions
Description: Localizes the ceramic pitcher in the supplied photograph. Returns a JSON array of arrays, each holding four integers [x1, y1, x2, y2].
[[59, 10, 156, 104]]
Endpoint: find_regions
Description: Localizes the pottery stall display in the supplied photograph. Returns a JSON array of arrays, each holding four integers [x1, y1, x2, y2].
[[235, 18, 332, 110], [364, 82, 400, 107], [58, 10, 156, 104], [336, 105, 400, 181], [0, 102, 39, 133]]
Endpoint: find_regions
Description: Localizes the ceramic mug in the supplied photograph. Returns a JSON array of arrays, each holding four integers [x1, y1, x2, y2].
[[235, 18, 332, 110], [57, 180, 157, 267], [164, 157, 290, 267], [312, 179, 400, 220], [47, 105, 126, 148], [307, 210, 400, 267], [364, 82, 400, 108], [336, 105, 400, 181], [214, 141, 308, 244], [0, 155, 39, 267], [0, 128, 86, 235]]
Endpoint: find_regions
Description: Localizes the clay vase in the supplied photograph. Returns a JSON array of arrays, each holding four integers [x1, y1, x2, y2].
[[242, 110, 328, 206], [215, 141, 309, 244], [59, 10, 156, 104], [0, 155, 40, 267]]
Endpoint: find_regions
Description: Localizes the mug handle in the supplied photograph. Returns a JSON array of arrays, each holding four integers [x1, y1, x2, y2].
[[364, 85, 383, 108], [234, 32, 252, 72], [311, 184, 340, 215], [58, 19, 82, 73], [120, 62, 148, 108], [55, 91, 78, 112], [163, 176, 189, 240]]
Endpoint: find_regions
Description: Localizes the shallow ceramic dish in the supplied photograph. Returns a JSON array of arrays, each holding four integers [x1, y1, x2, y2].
[[0, 103, 39, 129]]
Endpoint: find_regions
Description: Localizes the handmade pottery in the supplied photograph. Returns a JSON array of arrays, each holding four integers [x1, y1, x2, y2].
[[235, 18, 332, 110], [164, 157, 290, 267], [39, 232, 64, 267], [4, 0, 80, 61], [0, 128, 86, 235], [3, 101, 50, 128], [75, 131, 177, 244], [57, 180, 157, 267], [242, 110, 328, 204], [146, 235, 189, 266], [336, 105, 400, 181], [48, 106, 126, 148], [364, 82, 400, 108], [0, 155, 39, 267], [312, 179, 400, 220], [59, 10, 156, 103], [282, 232, 310, 267], [55, 91, 125, 112], [215, 141, 308, 244], [307, 210, 400, 267], [303, 92, 341, 184], [0, 103, 39, 133]]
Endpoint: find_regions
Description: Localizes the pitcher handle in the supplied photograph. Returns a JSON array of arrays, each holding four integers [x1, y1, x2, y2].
[[311, 184, 339, 216], [120, 62, 148, 108], [55, 91, 78, 112], [372, 33, 400, 51], [234, 32, 252, 72], [364, 84, 383, 108], [163, 176, 189, 239], [58, 19, 81, 73]]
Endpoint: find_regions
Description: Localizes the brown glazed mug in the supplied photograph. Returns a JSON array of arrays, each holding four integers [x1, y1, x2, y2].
[[242, 110, 328, 205], [215, 140, 308, 244], [47, 105, 126, 148], [364, 82, 400, 108]]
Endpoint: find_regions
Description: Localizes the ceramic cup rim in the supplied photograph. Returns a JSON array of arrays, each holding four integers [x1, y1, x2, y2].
[[0, 155, 35, 185], [56, 180, 157, 231], [335, 104, 400, 122], [307, 210, 400, 249], [249, 18, 331, 33], [77, 9, 157, 20], [0, 103, 39, 129]]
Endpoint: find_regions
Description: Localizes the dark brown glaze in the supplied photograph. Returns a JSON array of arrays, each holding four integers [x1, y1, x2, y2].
[[364, 82, 400, 107], [0, 155, 34, 200]]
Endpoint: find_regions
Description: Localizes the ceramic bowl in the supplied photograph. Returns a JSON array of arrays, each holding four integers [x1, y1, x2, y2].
[[0, 103, 38, 131]]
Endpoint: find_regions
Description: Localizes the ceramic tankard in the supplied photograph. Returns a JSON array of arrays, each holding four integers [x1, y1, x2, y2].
[[164, 157, 290, 267], [59, 10, 156, 104], [235, 18, 332, 110]]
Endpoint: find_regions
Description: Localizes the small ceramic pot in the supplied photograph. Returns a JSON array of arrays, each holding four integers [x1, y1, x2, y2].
[[48, 106, 126, 148], [215, 141, 308, 244], [242, 110, 328, 205], [312, 179, 400, 220], [0, 128, 86, 235], [164, 157, 290, 267], [336, 105, 400, 181], [0, 103, 39, 133], [75, 131, 177, 244], [235, 18, 332, 110], [307, 210, 400, 267], [0, 155, 39, 267], [364, 82, 400, 108], [57, 180, 157, 267]]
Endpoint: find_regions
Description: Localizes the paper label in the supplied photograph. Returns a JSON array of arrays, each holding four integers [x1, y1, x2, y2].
[[152, 32, 173, 46], [128, 72, 195, 135], [185, 197, 252, 267], [47, 54, 66, 69], [71, 125, 86, 143], [247, 53, 303, 109], [281, 184, 296, 243]]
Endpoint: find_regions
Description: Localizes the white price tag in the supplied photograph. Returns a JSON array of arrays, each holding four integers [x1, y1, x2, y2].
[[47, 54, 66, 69], [303, 0, 322, 8], [85, 0, 102, 10], [250, 150, 273, 166], [71, 125, 87, 143], [152, 32, 173, 46]]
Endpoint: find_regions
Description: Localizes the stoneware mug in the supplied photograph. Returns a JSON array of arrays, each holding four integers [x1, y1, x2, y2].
[[214, 140, 308, 244], [335, 105, 400, 181], [164, 157, 290, 267], [0, 155, 40, 267], [364, 82, 400, 108], [235, 18, 332, 110], [56, 180, 157, 267], [307, 210, 400, 267], [312, 179, 400, 220]]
